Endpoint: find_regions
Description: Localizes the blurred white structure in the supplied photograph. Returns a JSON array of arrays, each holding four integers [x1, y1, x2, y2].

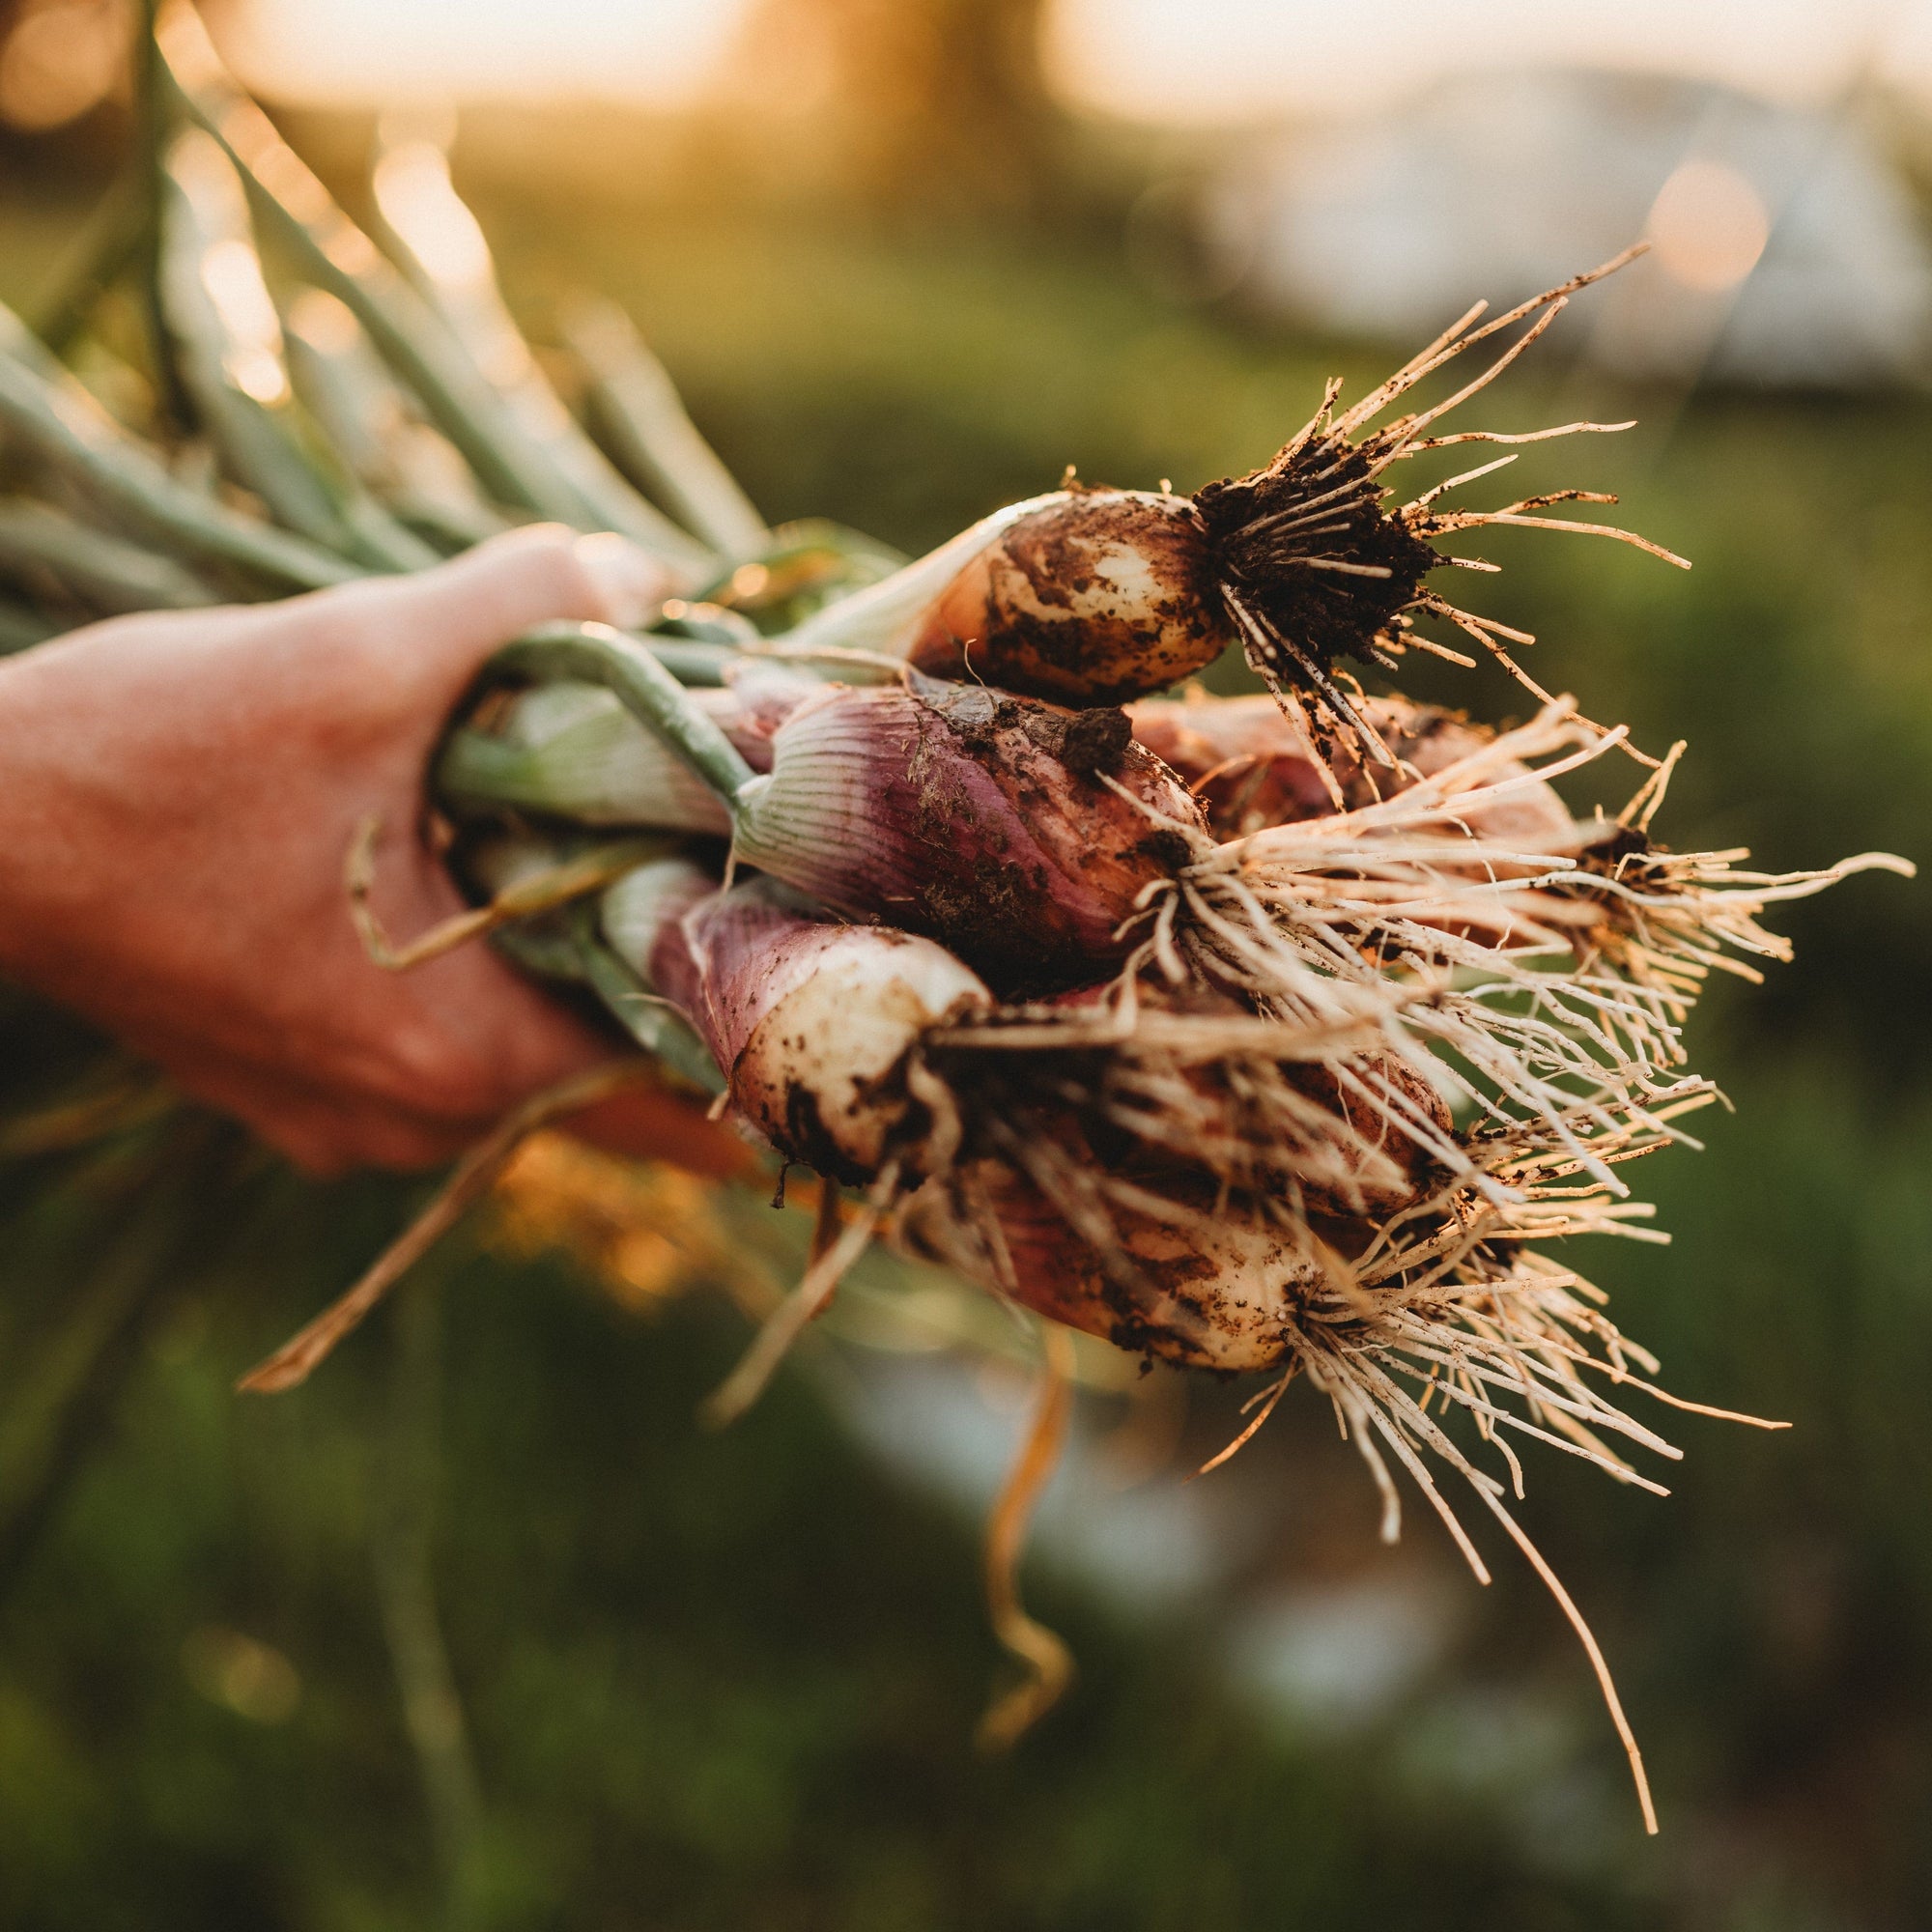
[[1206, 71, 1932, 387]]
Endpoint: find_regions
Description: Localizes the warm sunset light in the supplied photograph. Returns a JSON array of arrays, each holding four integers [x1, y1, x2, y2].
[[223, 0, 756, 106], [370, 143, 494, 294], [1, 0, 1927, 1919], [211, 0, 1932, 123], [1046, 0, 1932, 123]]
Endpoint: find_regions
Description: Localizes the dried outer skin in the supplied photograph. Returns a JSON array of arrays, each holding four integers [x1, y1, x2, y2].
[[647, 878, 992, 1182], [600, 855, 718, 978], [733, 675, 1208, 991], [1277, 1053, 1452, 1218], [715, 665, 821, 769], [1127, 694, 1338, 835], [1008, 980, 1451, 1220], [1356, 696, 1577, 849], [906, 491, 1229, 705], [1129, 690, 1576, 848], [899, 1160, 1328, 1372]]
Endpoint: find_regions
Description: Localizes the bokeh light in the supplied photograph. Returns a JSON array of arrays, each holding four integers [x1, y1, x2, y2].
[[1647, 158, 1773, 293], [222, 0, 754, 106], [0, 0, 127, 129], [1047, 0, 1932, 122]]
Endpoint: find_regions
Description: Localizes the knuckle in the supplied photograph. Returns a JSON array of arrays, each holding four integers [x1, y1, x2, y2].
[[350, 1116, 473, 1173], [375, 1024, 510, 1126]]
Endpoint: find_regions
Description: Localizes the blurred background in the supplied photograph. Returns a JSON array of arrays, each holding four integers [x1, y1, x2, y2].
[[3, 1, 1931, 1926]]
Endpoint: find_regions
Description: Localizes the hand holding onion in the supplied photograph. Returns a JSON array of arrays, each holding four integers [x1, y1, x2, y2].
[[0, 528, 745, 1177]]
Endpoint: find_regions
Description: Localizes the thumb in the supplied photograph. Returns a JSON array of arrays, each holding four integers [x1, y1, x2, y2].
[[320, 524, 679, 704]]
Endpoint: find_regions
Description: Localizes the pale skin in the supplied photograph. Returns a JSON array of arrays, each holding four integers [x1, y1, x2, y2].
[[0, 525, 752, 1179]]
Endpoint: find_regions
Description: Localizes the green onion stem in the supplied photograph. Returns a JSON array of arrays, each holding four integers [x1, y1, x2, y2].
[[156, 134, 436, 575], [24, 167, 146, 355], [151, 5, 691, 557], [562, 297, 769, 562], [488, 920, 593, 985], [446, 840, 722, 1089], [0, 499, 218, 612], [571, 907, 723, 1094], [637, 638, 737, 686], [369, 140, 714, 575], [279, 292, 395, 482], [486, 622, 758, 806], [282, 289, 509, 550], [155, 7, 577, 522], [136, 0, 193, 432], [0, 301, 356, 591]]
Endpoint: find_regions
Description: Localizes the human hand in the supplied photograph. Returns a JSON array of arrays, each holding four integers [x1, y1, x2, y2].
[[0, 526, 752, 1179]]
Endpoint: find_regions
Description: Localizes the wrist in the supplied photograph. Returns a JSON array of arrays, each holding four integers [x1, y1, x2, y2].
[[0, 647, 73, 982], [0, 626, 157, 1002]]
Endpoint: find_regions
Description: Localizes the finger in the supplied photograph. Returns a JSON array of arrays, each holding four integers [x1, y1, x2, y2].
[[355, 924, 619, 1122], [407, 523, 673, 635], [281, 1109, 476, 1178], [307, 525, 676, 704], [130, 1041, 475, 1176], [561, 1086, 762, 1182]]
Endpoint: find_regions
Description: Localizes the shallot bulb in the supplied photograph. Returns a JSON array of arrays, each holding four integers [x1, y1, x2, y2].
[[1130, 689, 1577, 847], [732, 674, 1206, 988], [448, 630, 1208, 991], [602, 861, 991, 1182], [904, 489, 1224, 705], [897, 1161, 1331, 1373], [595, 865, 1454, 1359], [769, 254, 1684, 743]]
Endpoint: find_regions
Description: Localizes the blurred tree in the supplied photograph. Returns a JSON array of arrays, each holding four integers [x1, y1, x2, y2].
[[733, 0, 1068, 217]]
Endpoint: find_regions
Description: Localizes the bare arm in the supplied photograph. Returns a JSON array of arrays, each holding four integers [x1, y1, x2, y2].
[[0, 525, 746, 1178]]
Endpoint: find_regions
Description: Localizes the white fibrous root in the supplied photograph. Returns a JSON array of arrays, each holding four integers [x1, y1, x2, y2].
[[1124, 698, 1907, 1193], [1130, 687, 1576, 847], [1548, 740, 1916, 1017]]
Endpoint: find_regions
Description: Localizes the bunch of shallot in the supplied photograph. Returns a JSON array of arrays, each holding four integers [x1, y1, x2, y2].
[[1, 2, 1908, 1819]]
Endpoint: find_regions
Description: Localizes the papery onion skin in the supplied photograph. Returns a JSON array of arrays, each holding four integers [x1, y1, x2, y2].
[[906, 490, 1227, 706], [899, 1161, 1331, 1372], [734, 674, 1207, 990], [1127, 693, 1338, 836], [1014, 980, 1452, 1221], [604, 867, 992, 1183], [1130, 690, 1577, 848], [1361, 696, 1579, 850]]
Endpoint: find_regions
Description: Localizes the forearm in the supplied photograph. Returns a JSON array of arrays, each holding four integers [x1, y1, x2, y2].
[[0, 534, 751, 1178], [0, 619, 162, 992], [0, 606, 276, 1023]]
